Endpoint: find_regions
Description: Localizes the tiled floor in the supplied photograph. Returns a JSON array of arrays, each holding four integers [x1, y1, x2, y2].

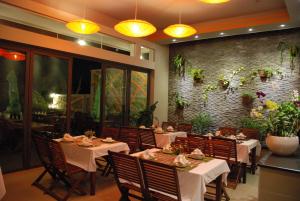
[[2, 167, 259, 201]]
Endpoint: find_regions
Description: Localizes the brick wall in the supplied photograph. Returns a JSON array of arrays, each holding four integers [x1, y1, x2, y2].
[[168, 29, 300, 130]]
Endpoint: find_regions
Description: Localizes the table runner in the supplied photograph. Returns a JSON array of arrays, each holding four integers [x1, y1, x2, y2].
[[155, 131, 187, 148]]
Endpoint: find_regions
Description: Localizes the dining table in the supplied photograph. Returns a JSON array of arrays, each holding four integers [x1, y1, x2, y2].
[[132, 148, 230, 201], [56, 137, 130, 195], [155, 131, 187, 148], [0, 167, 6, 200]]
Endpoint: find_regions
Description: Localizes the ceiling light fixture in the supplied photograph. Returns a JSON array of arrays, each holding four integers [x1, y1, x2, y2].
[[77, 39, 87, 46], [163, 12, 197, 38], [66, 1, 100, 34], [114, 0, 156, 37], [4, 51, 26, 61], [199, 0, 230, 4], [172, 39, 177, 42], [220, 32, 225, 36], [280, 24, 286, 27], [248, 28, 253, 32], [195, 35, 199, 39]]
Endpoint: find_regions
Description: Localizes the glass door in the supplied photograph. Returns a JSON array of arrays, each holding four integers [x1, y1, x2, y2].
[[30, 52, 70, 167], [0, 47, 27, 172]]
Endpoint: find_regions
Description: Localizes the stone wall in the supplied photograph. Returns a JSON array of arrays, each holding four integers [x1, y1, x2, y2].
[[168, 28, 300, 130]]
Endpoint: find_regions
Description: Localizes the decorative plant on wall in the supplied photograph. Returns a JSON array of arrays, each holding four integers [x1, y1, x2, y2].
[[218, 74, 230, 90], [173, 54, 186, 77], [257, 67, 283, 81], [191, 113, 213, 134], [277, 41, 300, 71], [136, 101, 158, 127], [190, 68, 205, 83], [174, 92, 189, 110], [202, 84, 217, 103], [218, 66, 246, 93], [241, 91, 255, 107]]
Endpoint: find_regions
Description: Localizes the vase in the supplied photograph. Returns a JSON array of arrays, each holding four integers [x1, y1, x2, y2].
[[266, 134, 299, 156]]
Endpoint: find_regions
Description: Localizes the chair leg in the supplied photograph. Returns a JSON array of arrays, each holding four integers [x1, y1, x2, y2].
[[32, 169, 48, 186], [222, 186, 230, 201], [119, 188, 130, 201]]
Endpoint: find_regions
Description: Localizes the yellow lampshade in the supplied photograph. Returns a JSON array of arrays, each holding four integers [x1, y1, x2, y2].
[[114, 19, 156, 37], [199, 0, 230, 4], [163, 24, 197, 38], [66, 19, 100, 34]]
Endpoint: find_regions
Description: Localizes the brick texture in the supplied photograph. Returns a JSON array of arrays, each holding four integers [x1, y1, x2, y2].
[[168, 29, 300, 130]]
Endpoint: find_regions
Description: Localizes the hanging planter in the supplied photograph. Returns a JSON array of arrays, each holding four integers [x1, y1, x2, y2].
[[174, 92, 189, 110], [190, 68, 205, 83], [258, 68, 273, 81], [241, 92, 254, 107]]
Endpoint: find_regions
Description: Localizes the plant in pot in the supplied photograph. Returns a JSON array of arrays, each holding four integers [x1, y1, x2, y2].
[[240, 116, 268, 140], [190, 68, 205, 83], [136, 101, 158, 127], [191, 113, 213, 134], [174, 92, 189, 110], [173, 54, 185, 77], [218, 74, 230, 90], [257, 67, 273, 81], [292, 89, 300, 108], [251, 101, 300, 156], [241, 92, 255, 107]]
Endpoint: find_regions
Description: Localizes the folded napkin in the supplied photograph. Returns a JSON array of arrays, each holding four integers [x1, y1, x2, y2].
[[237, 132, 246, 138], [204, 133, 214, 137], [167, 126, 174, 132], [63, 133, 74, 141], [191, 148, 204, 156], [174, 154, 190, 166], [139, 125, 146, 129], [228, 135, 236, 140], [215, 130, 221, 136], [163, 144, 172, 151], [142, 149, 155, 160], [155, 127, 163, 134]]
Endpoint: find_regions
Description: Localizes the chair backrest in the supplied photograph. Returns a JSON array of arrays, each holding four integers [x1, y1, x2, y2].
[[240, 128, 259, 140], [177, 123, 193, 134], [162, 122, 177, 131], [219, 127, 237, 136], [211, 138, 237, 163], [48, 140, 68, 172], [119, 127, 139, 153], [101, 127, 120, 139], [140, 159, 182, 201], [138, 128, 157, 150], [174, 137, 189, 153], [187, 135, 207, 154], [108, 151, 144, 192], [32, 133, 52, 165]]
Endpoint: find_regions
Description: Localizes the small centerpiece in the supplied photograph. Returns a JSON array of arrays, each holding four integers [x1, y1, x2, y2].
[[251, 93, 300, 156]]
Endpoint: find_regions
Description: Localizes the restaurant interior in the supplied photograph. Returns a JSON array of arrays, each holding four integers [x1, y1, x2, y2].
[[0, 0, 299, 201]]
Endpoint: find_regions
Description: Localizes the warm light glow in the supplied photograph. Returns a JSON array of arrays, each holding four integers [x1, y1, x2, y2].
[[280, 24, 286, 27], [4, 52, 25, 61], [163, 24, 197, 38], [114, 19, 156, 37], [0, 48, 6, 57], [66, 19, 100, 34], [77, 39, 87, 46], [199, 0, 230, 4]]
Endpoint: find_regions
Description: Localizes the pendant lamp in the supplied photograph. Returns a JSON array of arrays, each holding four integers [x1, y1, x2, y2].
[[199, 0, 230, 4], [4, 52, 26, 61]]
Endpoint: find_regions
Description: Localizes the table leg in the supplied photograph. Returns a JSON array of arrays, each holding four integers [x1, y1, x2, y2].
[[90, 172, 96, 195], [215, 175, 222, 201], [242, 163, 247, 184], [251, 147, 257, 174]]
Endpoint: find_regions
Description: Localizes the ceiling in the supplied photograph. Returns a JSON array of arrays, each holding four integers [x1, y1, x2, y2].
[[5, 0, 300, 44]]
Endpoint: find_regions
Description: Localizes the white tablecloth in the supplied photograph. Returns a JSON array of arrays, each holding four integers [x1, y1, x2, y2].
[[237, 139, 261, 163], [133, 149, 230, 201], [0, 167, 6, 200], [57, 140, 130, 172], [155, 132, 187, 148]]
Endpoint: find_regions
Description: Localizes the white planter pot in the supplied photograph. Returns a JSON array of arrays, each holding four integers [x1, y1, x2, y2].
[[266, 135, 299, 156]]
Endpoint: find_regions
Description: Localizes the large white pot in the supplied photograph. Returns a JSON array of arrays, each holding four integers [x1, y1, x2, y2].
[[266, 134, 299, 156]]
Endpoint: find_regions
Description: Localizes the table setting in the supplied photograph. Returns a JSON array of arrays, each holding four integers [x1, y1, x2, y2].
[[153, 126, 187, 148]]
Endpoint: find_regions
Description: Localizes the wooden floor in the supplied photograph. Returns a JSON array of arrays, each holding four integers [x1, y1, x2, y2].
[[2, 167, 259, 201]]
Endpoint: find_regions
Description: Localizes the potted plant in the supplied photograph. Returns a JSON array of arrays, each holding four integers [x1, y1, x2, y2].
[[136, 101, 158, 127], [174, 92, 189, 110], [218, 74, 230, 89], [292, 89, 300, 108], [190, 68, 205, 83], [251, 101, 300, 156], [173, 54, 185, 77], [191, 113, 213, 134], [241, 92, 255, 106], [258, 67, 273, 81], [240, 117, 268, 140]]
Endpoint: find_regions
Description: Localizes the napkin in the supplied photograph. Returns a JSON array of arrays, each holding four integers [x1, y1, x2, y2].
[[237, 132, 246, 138], [204, 133, 214, 137], [155, 127, 163, 134], [215, 130, 221, 136], [79, 137, 92, 146], [191, 148, 204, 156], [174, 154, 190, 166], [104, 137, 113, 142], [167, 126, 174, 132], [139, 125, 146, 129], [142, 149, 155, 160], [228, 135, 236, 140], [163, 144, 172, 151], [63, 133, 74, 141]]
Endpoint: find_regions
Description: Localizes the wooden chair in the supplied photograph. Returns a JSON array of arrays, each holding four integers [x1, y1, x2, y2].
[[162, 121, 177, 131], [119, 127, 140, 154], [108, 151, 145, 200], [138, 128, 157, 150], [140, 158, 182, 201], [218, 127, 237, 136], [48, 141, 87, 201], [211, 138, 242, 190], [177, 123, 193, 134], [101, 127, 120, 139], [173, 137, 189, 153], [187, 135, 207, 154], [240, 128, 259, 140]]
